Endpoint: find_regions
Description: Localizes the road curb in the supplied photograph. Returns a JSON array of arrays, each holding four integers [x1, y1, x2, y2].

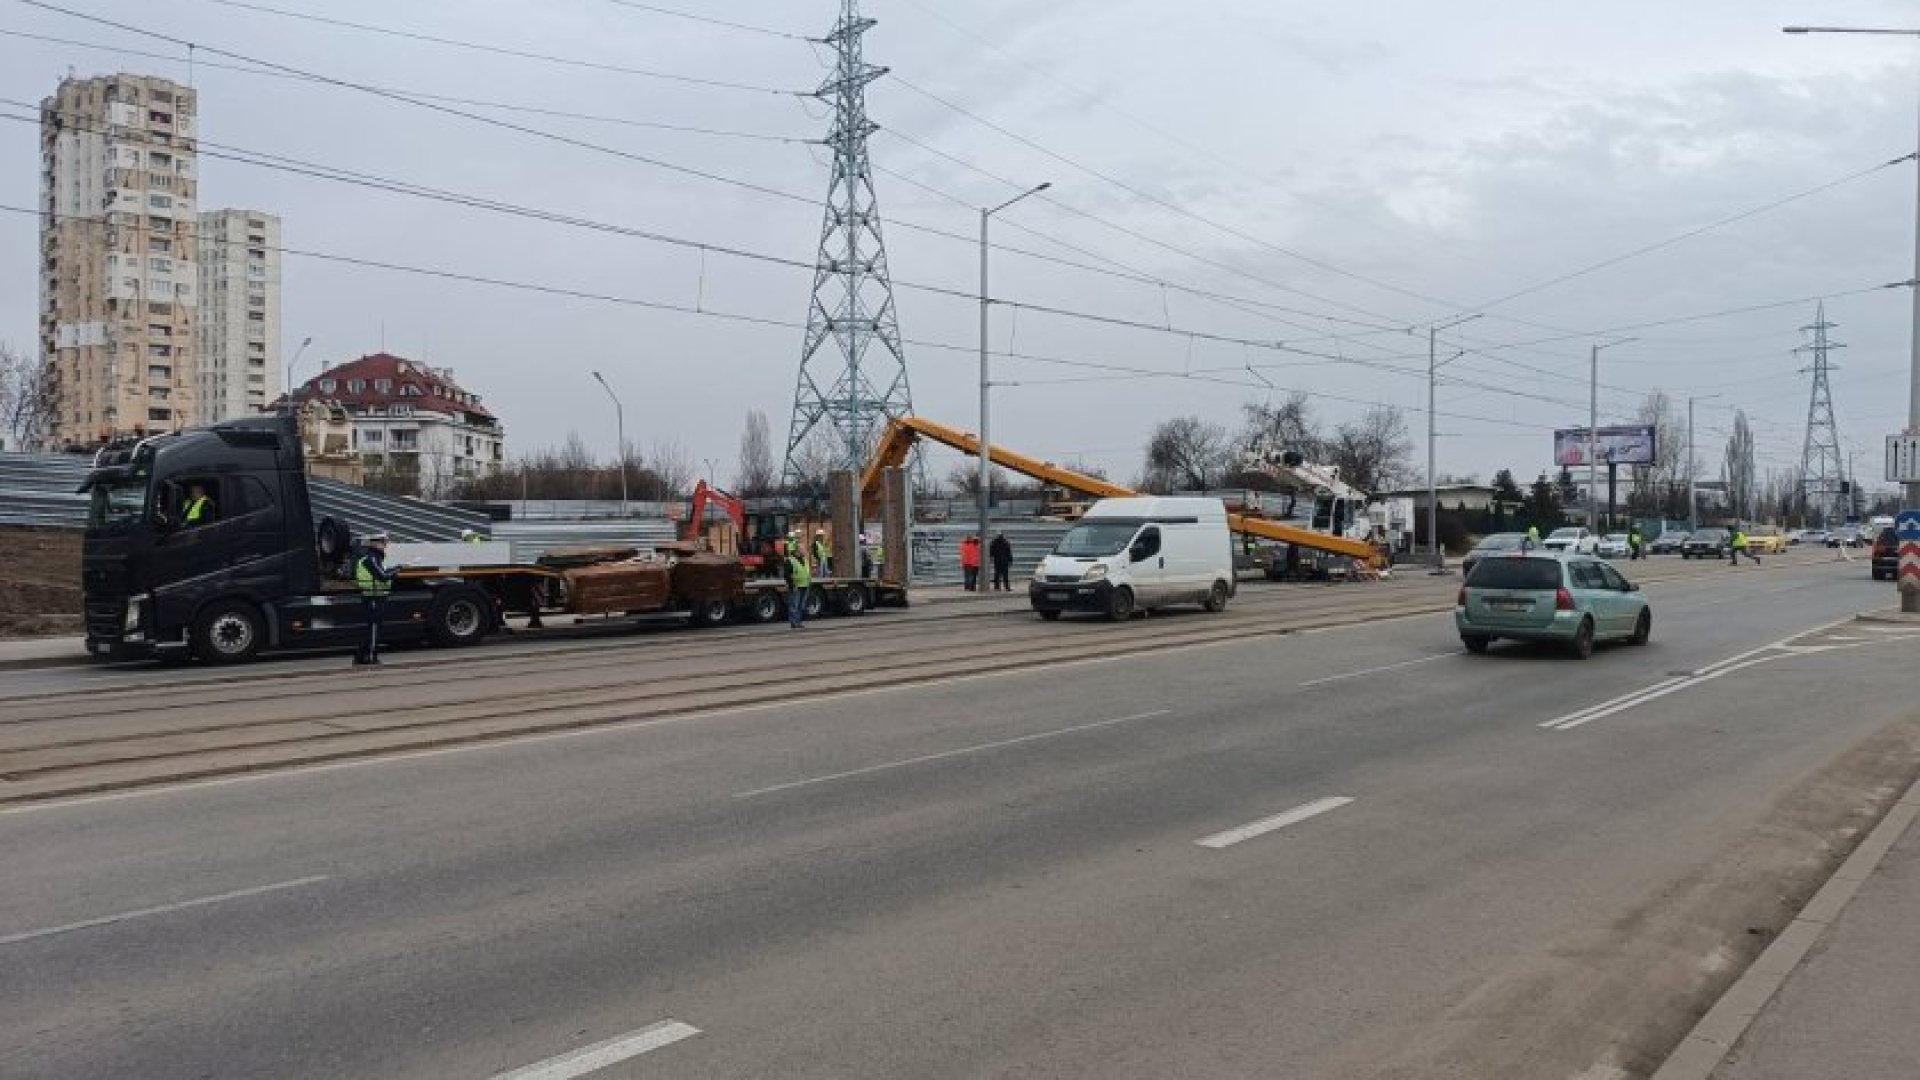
[[1650, 772, 1920, 1080]]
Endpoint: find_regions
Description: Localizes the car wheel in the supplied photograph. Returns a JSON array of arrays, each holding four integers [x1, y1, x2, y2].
[[1107, 586, 1135, 621], [1203, 579, 1229, 612], [1629, 609, 1651, 646], [1462, 635, 1490, 654], [193, 599, 263, 664], [1037, 609, 1062, 621], [428, 588, 492, 647], [1569, 618, 1594, 660]]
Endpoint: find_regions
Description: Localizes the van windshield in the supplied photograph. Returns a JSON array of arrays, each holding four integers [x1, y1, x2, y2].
[[1055, 521, 1139, 557]]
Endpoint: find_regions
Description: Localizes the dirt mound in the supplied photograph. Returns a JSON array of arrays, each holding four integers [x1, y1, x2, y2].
[[0, 527, 82, 637]]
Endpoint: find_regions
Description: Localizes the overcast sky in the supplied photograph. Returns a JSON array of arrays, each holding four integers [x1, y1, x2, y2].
[[3, 0, 1918, 491]]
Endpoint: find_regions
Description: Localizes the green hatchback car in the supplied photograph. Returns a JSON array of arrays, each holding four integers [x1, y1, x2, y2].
[[1455, 552, 1650, 659]]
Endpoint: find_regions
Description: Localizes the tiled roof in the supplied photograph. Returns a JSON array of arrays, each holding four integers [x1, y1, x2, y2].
[[283, 352, 497, 422]]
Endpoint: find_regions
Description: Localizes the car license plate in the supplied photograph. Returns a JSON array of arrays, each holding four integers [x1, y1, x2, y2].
[[1489, 598, 1530, 610], [1048, 591, 1071, 602]]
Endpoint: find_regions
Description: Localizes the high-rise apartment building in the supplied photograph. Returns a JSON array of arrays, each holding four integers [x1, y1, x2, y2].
[[39, 73, 200, 448], [196, 210, 281, 421]]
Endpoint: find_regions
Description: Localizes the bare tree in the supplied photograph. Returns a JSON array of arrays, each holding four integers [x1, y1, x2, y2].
[[647, 438, 693, 500], [1143, 415, 1230, 492], [0, 341, 55, 449], [1323, 405, 1413, 493], [1240, 392, 1323, 460], [1628, 390, 1685, 518], [734, 409, 777, 497], [785, 428, 842, 497], [1723, 410, 1756, 520]]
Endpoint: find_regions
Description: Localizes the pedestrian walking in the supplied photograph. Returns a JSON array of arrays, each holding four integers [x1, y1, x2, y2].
[[1730, 527, 1757, 566], [783, 536, 812, 628], [354, 533, 400, 665], [960, 534, 982, 591], [989, 531, 1013, 592], [1628, 528, 1644, 560]]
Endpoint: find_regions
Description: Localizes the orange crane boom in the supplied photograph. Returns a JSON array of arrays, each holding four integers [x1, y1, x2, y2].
[[860, 416, 1382, 564]]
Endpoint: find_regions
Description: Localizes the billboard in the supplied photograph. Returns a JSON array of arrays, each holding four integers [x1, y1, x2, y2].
[[1554, 425, 1656, 467]]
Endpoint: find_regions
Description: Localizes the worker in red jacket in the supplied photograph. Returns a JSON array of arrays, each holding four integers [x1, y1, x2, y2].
[[960, 534, 982, 592]]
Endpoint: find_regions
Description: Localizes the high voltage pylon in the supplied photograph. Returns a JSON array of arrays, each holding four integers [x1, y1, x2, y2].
[[782, 0, 916, 494], [1795, 302, 1848, 526]]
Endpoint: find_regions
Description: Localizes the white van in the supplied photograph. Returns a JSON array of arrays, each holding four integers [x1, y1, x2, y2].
[[1029, 497, 1236, 621]]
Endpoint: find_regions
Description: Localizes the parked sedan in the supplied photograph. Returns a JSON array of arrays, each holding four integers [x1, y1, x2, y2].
[[1596, 533, 1631, 558], [1871, 526, 1900, 581], [1457, 552, 1650, 659], [1461, 532, 1528, 579], [1648, 531, 1689, 554], [1542, 527, 1598, 555], [1681, 528, 1730, 559]]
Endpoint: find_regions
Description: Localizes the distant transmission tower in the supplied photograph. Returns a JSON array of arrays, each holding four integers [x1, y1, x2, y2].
[[783, 0, 915, 493], [1795, 302, 1847, 526]]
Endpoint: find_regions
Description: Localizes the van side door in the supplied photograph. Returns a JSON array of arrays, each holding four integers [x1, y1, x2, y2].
[[1128, 526, 1165, 604]]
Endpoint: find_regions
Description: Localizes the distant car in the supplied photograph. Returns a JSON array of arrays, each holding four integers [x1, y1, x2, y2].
[[1798, 529, 1830, 546], [1682, 528, 1731, 559], [1456, 552, 1650, 659], [1871, 526, 1900, 581], [1542, 527, 1598, 555], [1648, 531, 1689, 554], [1827, 527, 1867, 549], [1745, 529, 1788, 554], [1786, 529, 1808, 545], [1461, 532, 1528, 579], [1596, 533, 1631, 558]]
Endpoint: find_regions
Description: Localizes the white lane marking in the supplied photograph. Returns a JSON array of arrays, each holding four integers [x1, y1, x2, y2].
[[1543, 656, 1784, 731], [1195, 796, 1354, 849], [733, 710, 1172, 799], [1297, 652, 1455, 688], [492, 1020, 701, 1080], [1537, 677, 1691, 730], [0, 875, 328, 947]]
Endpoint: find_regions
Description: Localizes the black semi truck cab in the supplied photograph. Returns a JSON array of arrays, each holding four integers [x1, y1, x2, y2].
[[80, 415, 493, 662]]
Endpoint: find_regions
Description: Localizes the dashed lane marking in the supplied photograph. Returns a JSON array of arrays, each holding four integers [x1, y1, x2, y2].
[[0, 875, 328, 947], [1195, 796, 1355, 849], [492, 1020, 701, 1080]]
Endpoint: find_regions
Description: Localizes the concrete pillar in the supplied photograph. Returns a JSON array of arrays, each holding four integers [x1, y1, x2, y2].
[[881, 466, 909, 586], [829, 470, 858, 581]]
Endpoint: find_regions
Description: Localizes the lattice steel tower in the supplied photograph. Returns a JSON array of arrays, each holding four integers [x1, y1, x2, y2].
[[1796, 302, 1847, 525], [783, 0, 914, 491]]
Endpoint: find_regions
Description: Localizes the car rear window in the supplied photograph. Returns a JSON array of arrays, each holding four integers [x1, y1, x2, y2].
[[1466, 558, 1562, 590]]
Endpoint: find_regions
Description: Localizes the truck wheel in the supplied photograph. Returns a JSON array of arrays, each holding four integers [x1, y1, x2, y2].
[[194, 599, 263, 664], [839, 584, 870, 616], [1106, 586, 1135, 621], [428, 588, 491, 647], [804, 586, 826, 619], [688, 596, 731, 627], [749, 590, 783, 623], [1203, 580, 1230, 612]]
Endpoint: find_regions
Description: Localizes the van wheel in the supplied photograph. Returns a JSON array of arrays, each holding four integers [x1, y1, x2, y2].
[[428, 588, 491, 647], [1203, 580, 1230, 612], [194, 599, 263, 664], [1037, 609, 1062, 621], [1106, 586, 1135, 621], [749, 590, 783, 623], [1569, 618, 1595, 660], [688, 596, 730, 627], [839, 584, 870, 616]]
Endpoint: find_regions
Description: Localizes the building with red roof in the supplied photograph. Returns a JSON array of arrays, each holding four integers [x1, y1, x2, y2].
[[277, 352, 504, 496]]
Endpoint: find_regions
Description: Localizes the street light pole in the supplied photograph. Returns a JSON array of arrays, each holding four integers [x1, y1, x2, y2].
[[590, 370, 628, 518], [283, 336, 314, 397], [1784, 23, 1920, 608], [1587, 339, 1633, 533], [979, 182, 1051, 575], [1427, 312, 1481, 571]]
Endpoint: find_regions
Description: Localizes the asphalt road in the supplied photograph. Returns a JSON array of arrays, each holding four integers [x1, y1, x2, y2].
[[3, 555, 1915, 1079]]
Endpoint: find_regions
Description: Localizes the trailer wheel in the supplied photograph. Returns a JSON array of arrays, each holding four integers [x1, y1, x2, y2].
[[427, 588, 491, 647], [804, 586, 826, 619], [749, 590, 783, 623], [839, 584, 870, 616], [193, 599, 263, 664], [688, 596, 731, 627]]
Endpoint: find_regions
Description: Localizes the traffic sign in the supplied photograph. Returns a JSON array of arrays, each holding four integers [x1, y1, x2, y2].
[[1901, 511, 1920, 593], [1901, 510, 1920, 542], [1890, 435, 1920, 483]]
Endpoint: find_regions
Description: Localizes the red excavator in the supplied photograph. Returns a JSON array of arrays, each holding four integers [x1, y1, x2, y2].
[[684, 481, 810, 573]]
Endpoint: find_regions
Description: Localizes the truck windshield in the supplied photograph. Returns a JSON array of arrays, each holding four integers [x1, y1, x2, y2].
[[87, 477, 151, 529], [1055, 522, 1139, 557]]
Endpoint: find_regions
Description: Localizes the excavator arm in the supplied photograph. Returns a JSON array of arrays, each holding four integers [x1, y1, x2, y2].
[[684, 480, 746, 542], [860, 416, 1383, 564]]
